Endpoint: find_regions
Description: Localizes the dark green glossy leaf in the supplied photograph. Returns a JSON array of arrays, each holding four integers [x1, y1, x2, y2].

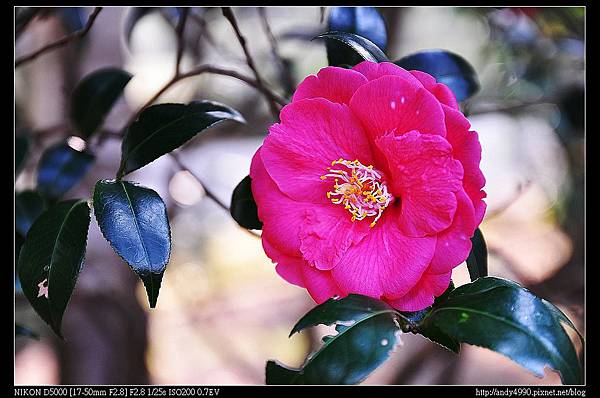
[[394, 50, 480, 102], [230, 176, 262, 230], [424, 277, 582, 384], [399, 310, 460, 353], [466, 228, 488, 281], [37, 142, 95, 199], [290, 294, 394, 337], [17, 199, 91, 338], [397, 282, 460, 353], [266, 361, 300, 385], [314, 31, 389, 66], [267, 294, 400, 385], [16, 324, 40, 340], [541, 298, 584, 345], [118, 101, 245, 178], [326, 7, 387, 67], [418, 322, 461, 354], [93, 180, 171, 308], [15, 190, 47, 237], [16, 134, 30, 175], [434, 280, 455, 306], [70, 68, 132, 138]]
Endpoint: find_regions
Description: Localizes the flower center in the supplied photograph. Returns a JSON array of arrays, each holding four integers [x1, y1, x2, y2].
[[320, 159, 393, 227]]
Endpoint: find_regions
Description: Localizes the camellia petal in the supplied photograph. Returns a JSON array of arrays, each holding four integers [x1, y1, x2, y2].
[[410, 70, 460, 110], [299, 206, 370, 271], [260, 98, 374, 204], [376, 131, 464, 237], [387, 270, 452, 311], [250, 61, 486, 312], [348, 75, 447, 167], [252, 148, 370, 271], [263, 238, 305, 288], [429, 189, 476, 274], [292, 66, 368, 105], [302, 265, 344, 304], [352, 61, 423, 84], [250, 149, 305, 256], [442, 104, 487, 224], [331, 209, 436, 299]]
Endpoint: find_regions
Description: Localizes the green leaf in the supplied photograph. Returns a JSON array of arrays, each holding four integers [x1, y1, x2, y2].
[[399, 283, 460, 354], [15, 190, 47, 237], [423, 277, 582, 384], [15, 323, 40, 340], [16, 134, 30, 175], [70, 68, 133, 139], [17, 199, 91, 338], [92, 180, 171, 308], [117, 101, 245, 178], [541, 299, 584, 345], [230, 176, 262, 230], [394, 50, 480, 102], [37, 142, 95, 199], [466, 227, 488, 281], [418, 322, 461, 354], [326, 7, 387, 67], [314, 31, 389, 65], [290, 294, 394, 337], [267, 294, 401, 385]]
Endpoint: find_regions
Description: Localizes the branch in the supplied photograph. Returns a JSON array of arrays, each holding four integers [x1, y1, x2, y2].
[[258, 7, 294, 96], [222, 7, 281, 119], [258, 8, 283, 65], [169, 152, 261, 239], [15, 7, 103, 67], [169, 152, 229, 212], [118, 64, 287, 135]]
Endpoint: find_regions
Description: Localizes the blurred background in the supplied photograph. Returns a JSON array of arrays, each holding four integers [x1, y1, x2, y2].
[[14, 6, 584, 385]]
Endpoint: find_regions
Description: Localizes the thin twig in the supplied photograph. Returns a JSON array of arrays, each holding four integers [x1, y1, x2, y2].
[[120, 64, 287, 134], [258, 7, 294, 95], [169, 152, 229, 212], [169, 152, 261, 239], [258, 8, 283, 64], [188, 11, 247, 64], [222, 7, 281, 119], [109, 11, 267, 239], [15, 7, 103, 67]]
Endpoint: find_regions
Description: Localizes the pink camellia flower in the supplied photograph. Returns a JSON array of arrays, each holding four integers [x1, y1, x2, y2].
[[250, 61, 486, 311]]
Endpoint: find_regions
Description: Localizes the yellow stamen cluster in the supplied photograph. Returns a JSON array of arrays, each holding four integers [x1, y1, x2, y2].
[[321, 159, 393, 227]]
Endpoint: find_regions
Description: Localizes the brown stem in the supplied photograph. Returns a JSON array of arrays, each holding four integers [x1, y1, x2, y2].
[[222, 7, 281, 119], [15, 7, 103, 67]]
